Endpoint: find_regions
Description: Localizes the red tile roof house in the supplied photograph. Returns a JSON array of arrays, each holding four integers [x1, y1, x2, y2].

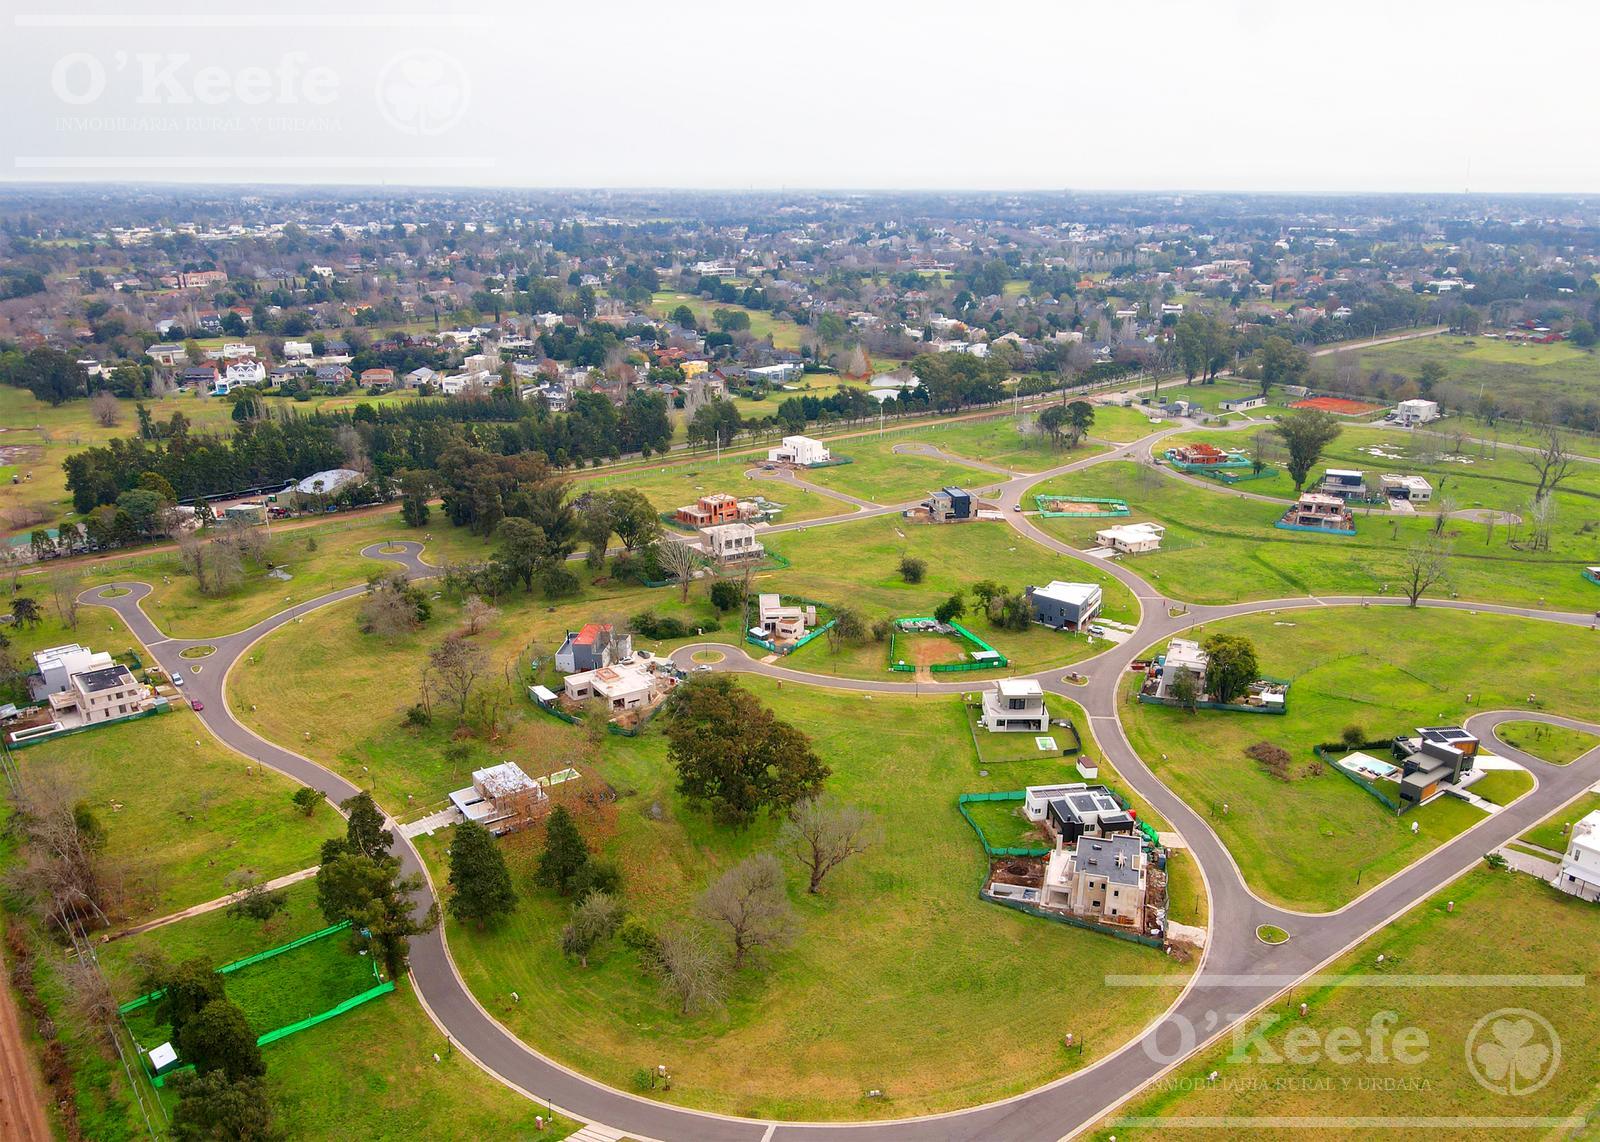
[[554, 622, 633, 675], [360, 368, 396, 390]]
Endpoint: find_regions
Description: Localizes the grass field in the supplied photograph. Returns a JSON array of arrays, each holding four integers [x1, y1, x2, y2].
[[1027, 461, 1600, 613], [93, 882, 578, 1140], [1494, 720, 1600, 764], [14, 712, 341, 922], [572, 453, 846, 522], [881, 413, 1109, 472], [1095, 867, 1600, 1140], [1466, 767, 1533, 807], [1121, 607, 1600, 912], [801, 435, 1004, 504], [1087, 403, 1170, 443], [1520, 792, 1600, 853], [415, 678, 1191, 1120]]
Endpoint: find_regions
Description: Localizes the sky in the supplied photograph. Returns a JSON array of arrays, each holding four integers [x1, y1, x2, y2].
[[2, 0, 1599, 194]]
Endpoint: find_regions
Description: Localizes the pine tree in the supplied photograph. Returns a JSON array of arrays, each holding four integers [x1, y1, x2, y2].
[[447, 821, 517, 928], [534, 805, 589, 895]]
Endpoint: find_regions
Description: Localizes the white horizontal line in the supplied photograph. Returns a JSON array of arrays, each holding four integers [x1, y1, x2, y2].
[[1104, 973, 1587, 988], [15, 14, 491, 28], [1112, 1118, 1587, 1129], [14, 156, 496, 170]]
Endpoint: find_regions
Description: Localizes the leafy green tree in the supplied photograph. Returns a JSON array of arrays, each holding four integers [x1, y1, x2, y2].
[[1037, 404, 1067, 448], [933, 594, 965, 624], [10, 597, 41, 628], [1170, 666, 1199, 713], [665, 675, 830, 828], [1201, 634, 1258, 704], [179, 998, 264, 1082], [397, 469, 431, 527], [290, 787, 325, 817], [607, 488, 661, 552], [1271, 409, 1342, 493], [1254, 335, 1309, 397], [560, 891, 624, 967], [338, 791, 393, 860], [709, 579, 743, 612], [535, 805, 590, 895], [169, 1071, 279, 1141], [447, 821, 517, 929], [148, 957, 225, 1045], [494, 517, 550, 593], [898, 556, 926, 584], [313, 849, 436, 977], [1066, 400, 1096, 446]]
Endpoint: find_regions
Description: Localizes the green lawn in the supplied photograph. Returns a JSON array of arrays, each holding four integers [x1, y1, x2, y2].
[[572, 453, 846, 522], [1495, 720, 1600, 764], [1087, 403, 1169, 443], [1520, 792, 1600, 854], [94, 882, 578, 1140], [14, 712, 341, 922], [1121, 607, 1600, 911], [802, 435, 1003, 504], [1096, 868, 1600, 1139], [1028, 461, 1600, 612], [415, 678, 1190, 1120], [1467, 767, 1534, 807], [882, 414, 1109, 472]]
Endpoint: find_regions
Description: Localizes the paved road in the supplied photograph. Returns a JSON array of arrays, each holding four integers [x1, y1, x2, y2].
[[72, 422, 1600, 1141]]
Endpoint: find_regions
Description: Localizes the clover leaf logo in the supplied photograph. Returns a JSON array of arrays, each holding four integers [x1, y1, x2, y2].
[[374, 51, 469, 137], [1465, 1008, 1559, 1096]]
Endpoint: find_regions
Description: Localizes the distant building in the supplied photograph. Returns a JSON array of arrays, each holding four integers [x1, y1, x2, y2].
[[555, 623, 632, 675], [925, 486, 975, 523], [698, 523, 764, 562], [1379, 474, 1433, 503], [1316, 469, 1367, 500], [675, 493, 748, 528], [1394, 398, 1440, 426], [1393, 727, 1480, 806], [32, 644, 114, 695], [1279, 492, 1355, 533], [1219, 395, 1267, 412], [767, 435, 832, 467], [448, 762, 549, 834], [755, 594, 815, 643]]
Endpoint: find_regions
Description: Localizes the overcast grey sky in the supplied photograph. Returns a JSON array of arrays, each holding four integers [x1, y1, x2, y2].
[[3, 0, 1598, 192]]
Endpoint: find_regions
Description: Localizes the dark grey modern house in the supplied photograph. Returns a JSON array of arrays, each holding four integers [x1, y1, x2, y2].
[[1026, 581, 1104, 631]]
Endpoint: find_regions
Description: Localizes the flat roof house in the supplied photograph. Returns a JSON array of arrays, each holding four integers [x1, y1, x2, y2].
[[1393, 726, 1479, 805], [767, 435, 832, 467], [755, 594, 814, 644], [1157, 637, 1208, 698], [555, 623, 632, 675], [699, 522, 764, 563], [1279, 492, 1355, 534], [1379, 474, 1433, 503], [981, 678, 1048, 734], [1219, 394, 1267, 412], [1557, 810, 1600, 902], [1041, 833, 1147, 923], [1095, 522, 1165, 553], [1026, 581, 1103, 632], [926, 486, 975, 523], [675, 493, 746, 528], [67, 665, 146, 724], [563, 659, 673, 714], [32, 644, 114, 695], [1394, 398, 1440, 426], [1041, 785, 1136, 846], [1317, 469, 1367, 499], [447, 761, 549, 834]]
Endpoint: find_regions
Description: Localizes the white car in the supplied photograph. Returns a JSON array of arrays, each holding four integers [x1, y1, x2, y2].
[[1087, 625, 1107, 637], [171, 673, 185, 687], [693, 663, 713, 673]]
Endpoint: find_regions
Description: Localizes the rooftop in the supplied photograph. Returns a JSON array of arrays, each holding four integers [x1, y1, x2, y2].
[[74, 665, 135, 693], [996, 678, 1043, 698], [1075, 834, 1144, 886], [1033, 580, 1101, 607]]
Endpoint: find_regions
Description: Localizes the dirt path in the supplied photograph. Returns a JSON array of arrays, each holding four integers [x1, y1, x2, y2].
[[0, 943, 52, 1142]]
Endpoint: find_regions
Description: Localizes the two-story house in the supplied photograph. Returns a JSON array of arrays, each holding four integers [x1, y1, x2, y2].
[[1558, 811, 1600, 902], [981, 678, 1048, 733]]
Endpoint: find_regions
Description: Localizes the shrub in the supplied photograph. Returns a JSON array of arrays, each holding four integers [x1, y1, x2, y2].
[[709, 580, 742, 612], [571, 858, 623, 902], [898, 555, 926, 584], [870, 618, 893, 642], [1245, 741, 1292, 781], [1340, 724, 1366, 750], [618, 915, 660, 958], [631, 610, 719, 640], [540, 565, 580, 599], [290, 787, 325, 817], [404, 704, 432, 728]]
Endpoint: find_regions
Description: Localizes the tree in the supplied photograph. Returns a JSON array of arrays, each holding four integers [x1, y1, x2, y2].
[[1037, 404, 1067, 449], [577, 492, 614, 569], [462, 595, 499, 636], [50, 576, 80, 630], [1066, 400, 1096, 447], [148, 957, 226, 1045], [170, 1070, 279, 1142], [534, 805, 590, 895], [933, 593, 965, 624], [1201, 634, 1258, 704], [560, 890, 623, 967], [657, 540, 701, 604], [313, 849, 435, 977], [494, 517, 549, 593], [780, 798, 879, 894], [1271, 409, 1342, 493], [397, 469, 431, 527], [709, 579, 742, 612], [654, 925, 728, 1014], [698, 854, 795, 969], [9, 596, 41, 629], [180, 998, 265, 1082], [447, 821, 516, 929], [1254, 335, 1308, 397], [666, 675, 831, 828], [1416, 360, 1447, 396], [1522, 427, 1577, 500], [1398, 536, 1451, 606], [90, 389, 122, 427], [898, 556, 926, 584], [359, 572, 428, 637], [426, 634, 489, 717], [338, 791, 393, 860], [827, 607, 866, 648], [607, 488, 661, 551], [1169, 665, 1199, 712]]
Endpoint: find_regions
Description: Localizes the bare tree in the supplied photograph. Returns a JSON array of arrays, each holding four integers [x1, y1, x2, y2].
[[9, 778, 120, 933], [89, 390, 121, 428], [697, 853, 795, 969], [360, 579, 422, 638], [780, 798, 880, 894], [1431, 495, 1456, 537], [1522, 428, 1576, 500], [1398, 537, 1451, 607], [177, 530, 209, 595], [428, 634, 489, 717], [654, 925, 728, 1014], [658, 540, 701, 604], [462, 595, 499, 636], [50, 575, 82, 630], [62, 957, 120, 1047], [1526, 493, 1557, 553]]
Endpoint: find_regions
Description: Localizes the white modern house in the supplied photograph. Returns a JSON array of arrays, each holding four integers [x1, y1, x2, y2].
[[1394, 398, 1440, 426], [767, 435, 832, 466], [981, 678, 1048, 733], [699, 522, 764, 562], [1095, 522, 1165, 554], [1025, 581, 1103, 632], [1558, 811, 1600, 902], [32, 644, 114, 695], [1157, 638, 1209, 698], [755, 594, 814, 643], [1379, 474, 1434, 503], [562, 660, 675, 715], [448, 762, 548, 834]]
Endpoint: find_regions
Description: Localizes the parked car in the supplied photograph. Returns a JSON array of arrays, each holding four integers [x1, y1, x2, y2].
[[1012, 504, 1022, 512], [190, 699, 204, 711], [694, 663, 712, 673], [1088, 624, 1107, 637], [171, 673, 184, 686]]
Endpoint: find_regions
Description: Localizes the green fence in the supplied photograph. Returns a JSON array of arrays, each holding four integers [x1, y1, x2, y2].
[[6, 700, 171, 751], [982, 891, 1165, 948], [887, 618, 1009, 673], [1316, 739, 1404, 813], [957, 791, 1052, 856], [1032, 495, 1131, 519], [121, 920, 394, 1085]]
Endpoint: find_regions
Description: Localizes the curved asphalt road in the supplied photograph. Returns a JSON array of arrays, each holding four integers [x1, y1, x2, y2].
[[76, 442, 1600, 1141]]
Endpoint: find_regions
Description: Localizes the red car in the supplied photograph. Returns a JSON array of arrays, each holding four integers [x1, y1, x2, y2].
[[190, 699, 204, 712]]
